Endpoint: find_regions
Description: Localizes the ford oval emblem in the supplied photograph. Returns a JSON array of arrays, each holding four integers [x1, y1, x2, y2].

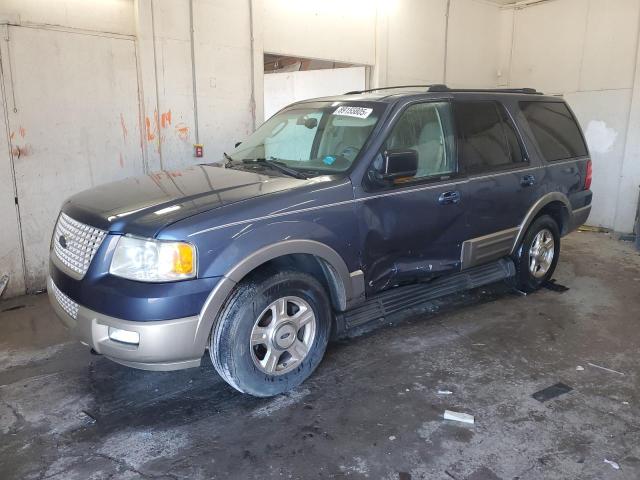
[[59, 235, 67, 249]]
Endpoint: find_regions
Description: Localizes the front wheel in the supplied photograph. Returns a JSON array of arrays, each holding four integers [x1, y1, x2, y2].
[[210, 269, 332, 397], [513, 214, 560, 293]]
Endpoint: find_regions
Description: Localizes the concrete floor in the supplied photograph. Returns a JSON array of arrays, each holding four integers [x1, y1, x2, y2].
[[1, 231, 639, 480]]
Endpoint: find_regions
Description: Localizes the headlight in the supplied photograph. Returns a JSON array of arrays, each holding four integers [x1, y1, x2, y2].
[[109, 236, 196, 282]]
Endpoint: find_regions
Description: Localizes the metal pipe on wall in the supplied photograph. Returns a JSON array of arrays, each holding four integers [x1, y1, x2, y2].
[[189, 0, 200, 144]]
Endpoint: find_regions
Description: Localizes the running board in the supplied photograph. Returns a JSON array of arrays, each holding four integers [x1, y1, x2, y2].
[[335, 258, 515, 334]]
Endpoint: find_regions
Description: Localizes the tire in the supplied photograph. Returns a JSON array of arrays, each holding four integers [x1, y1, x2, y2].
[[513, 214, 560, 293], [210, 268, 332, 397]]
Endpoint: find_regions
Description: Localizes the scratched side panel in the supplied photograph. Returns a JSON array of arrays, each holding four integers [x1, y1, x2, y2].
[[4, 26, 144, 292]]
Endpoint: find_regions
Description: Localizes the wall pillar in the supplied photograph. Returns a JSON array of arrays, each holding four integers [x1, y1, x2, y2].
[[615, 14, 640, 233]]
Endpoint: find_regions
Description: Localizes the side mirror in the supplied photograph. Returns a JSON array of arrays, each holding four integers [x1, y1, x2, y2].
[[296, 116, 318, 129], [235, 141, 242, 148], [378, 149, 418, 182]]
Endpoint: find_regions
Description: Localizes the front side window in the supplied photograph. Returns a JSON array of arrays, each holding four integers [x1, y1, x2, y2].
[[519, 101, 588, 161], [228, 102, 383, 175], [371, 102, 455, 183], [456, 101, 526, 174]]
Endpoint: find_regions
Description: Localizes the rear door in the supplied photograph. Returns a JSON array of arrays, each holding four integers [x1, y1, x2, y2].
[[454, 100, 539, 268], [356, 100, 467, 293]]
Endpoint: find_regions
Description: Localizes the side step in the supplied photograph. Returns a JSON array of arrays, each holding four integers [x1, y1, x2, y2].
[[335, 258, 516, 333]]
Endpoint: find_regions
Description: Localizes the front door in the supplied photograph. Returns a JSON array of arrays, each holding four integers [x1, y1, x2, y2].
[[356, 101, 467, 294]]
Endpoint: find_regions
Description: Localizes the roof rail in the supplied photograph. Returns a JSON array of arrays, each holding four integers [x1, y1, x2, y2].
[[344, 84, 542, 96], [344, 84, 440, 95], [427, 85, 541, 94]]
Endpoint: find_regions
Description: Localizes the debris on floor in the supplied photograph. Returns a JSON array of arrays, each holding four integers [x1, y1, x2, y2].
[[388, 435, 396, 441], [78, 410, 97, 426], [532, 382, 573, 402], [443, 410, 474, 424], [576, 365, 585, 371], [543, 279, 570, 293], [578, 225, 610, 233], [618, 233, 636, 243], [437, 390, 453, 395], [587, 362, 625, 376], [604, 459, 621, 470], [1, 304, 26, 313], [0, 274, 8, 298]]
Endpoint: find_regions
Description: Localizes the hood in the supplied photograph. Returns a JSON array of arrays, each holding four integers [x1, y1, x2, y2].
[[62, 165, 307, 236]]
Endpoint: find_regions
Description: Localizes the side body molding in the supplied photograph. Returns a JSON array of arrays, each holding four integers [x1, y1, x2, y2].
[[510, 192, 572, 254], [193, 240, 363, 353], [461, 192, 575, 269]]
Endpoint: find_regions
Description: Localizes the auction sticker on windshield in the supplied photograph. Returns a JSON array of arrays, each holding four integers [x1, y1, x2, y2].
[[333, 106, 373, 119]]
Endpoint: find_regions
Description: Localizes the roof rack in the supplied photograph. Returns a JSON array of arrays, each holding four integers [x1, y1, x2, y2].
[[427, 85, 541, 95], [345, 84, 541, 95], [344, 84, 441, 95]]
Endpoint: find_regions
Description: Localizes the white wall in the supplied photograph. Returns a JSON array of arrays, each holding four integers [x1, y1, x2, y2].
[[374, 0, 502, 87], [503, 0, 640, 232], [0, 45, 25, 298], [0, 0, 135, 35], [262, 0, 377, 65], [264, 67, 366, 119], [446, 0, 502, 87]]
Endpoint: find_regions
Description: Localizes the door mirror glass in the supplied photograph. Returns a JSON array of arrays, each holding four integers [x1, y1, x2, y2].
[[378, 149, 418, 181]]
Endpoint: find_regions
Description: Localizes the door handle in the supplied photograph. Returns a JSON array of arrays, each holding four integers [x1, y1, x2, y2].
[[438, 190, 461, 205], [521, 174, 536, 187]]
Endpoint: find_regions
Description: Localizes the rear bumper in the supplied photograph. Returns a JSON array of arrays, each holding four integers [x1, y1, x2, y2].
[[48, 276, 203, 371], [568, 205, 591, 233]]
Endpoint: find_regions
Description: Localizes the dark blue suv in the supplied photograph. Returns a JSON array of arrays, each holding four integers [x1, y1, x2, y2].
[[48, 85, 592, 396]]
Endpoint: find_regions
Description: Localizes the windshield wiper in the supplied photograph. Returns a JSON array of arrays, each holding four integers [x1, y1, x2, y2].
[[242, 157, 308, 180]]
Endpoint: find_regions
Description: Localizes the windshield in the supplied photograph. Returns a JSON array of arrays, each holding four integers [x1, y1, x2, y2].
[[228, 102, 384, 174]]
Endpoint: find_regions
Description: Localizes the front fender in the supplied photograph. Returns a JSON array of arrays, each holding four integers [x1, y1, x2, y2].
[[187, 213, 361, 355]]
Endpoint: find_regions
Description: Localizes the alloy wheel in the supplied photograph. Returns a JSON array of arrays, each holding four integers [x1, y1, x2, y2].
[[250, 296, 316, 375]]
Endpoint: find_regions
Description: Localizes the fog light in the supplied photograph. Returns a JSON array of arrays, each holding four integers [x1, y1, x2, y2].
[[108, 327, 140, 345]]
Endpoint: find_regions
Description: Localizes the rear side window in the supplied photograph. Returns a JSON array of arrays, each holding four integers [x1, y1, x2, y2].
[[455, 101, 525, 174], [519, 101, 588, 161]]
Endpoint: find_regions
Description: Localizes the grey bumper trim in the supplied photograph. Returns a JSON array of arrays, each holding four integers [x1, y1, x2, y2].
[[47, 277, 202, 371], [569, 205, 592, 232]]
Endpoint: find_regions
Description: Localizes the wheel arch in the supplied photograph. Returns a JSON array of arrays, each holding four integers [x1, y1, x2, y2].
[[193, 240, 363, 353], [511, 192, 572, 254]]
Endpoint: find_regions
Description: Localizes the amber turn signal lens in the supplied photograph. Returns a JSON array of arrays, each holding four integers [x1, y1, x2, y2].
[[173, 243, 195, 275]]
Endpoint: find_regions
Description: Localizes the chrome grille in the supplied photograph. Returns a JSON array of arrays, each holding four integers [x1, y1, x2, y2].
[[53, 213, 107, 278], [51, 281, 79, 319]]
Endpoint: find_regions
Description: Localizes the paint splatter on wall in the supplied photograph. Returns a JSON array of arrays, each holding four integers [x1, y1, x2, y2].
[[175, 123, 190, 141], [585, 120, 618, 155]]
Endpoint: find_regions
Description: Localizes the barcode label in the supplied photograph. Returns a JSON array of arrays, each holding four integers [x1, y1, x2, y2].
[[333, 106, 373, 119]]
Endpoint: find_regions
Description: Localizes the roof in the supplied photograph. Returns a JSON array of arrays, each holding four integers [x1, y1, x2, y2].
[[299, 84, 557, 105]]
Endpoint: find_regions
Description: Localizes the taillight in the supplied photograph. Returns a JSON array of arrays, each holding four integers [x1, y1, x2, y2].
[[585, 159, 592, 190]]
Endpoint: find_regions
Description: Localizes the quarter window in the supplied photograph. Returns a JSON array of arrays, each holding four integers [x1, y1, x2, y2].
[[455, 101, 525, 174], [378, 102, 456, 181], [519, 101, 588, 161]]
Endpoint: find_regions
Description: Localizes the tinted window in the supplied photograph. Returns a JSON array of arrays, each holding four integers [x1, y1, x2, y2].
[[456, 101, 525, 174], [519, 101, 588, 161], [379, 102, 455, 180]]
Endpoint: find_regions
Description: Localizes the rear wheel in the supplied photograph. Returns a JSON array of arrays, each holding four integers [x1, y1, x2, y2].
[[210, 269, 331, 397], [513, 214, 560, 292]]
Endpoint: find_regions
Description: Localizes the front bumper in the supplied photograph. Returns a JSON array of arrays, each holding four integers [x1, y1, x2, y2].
[[48, 276, 203, 371]]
